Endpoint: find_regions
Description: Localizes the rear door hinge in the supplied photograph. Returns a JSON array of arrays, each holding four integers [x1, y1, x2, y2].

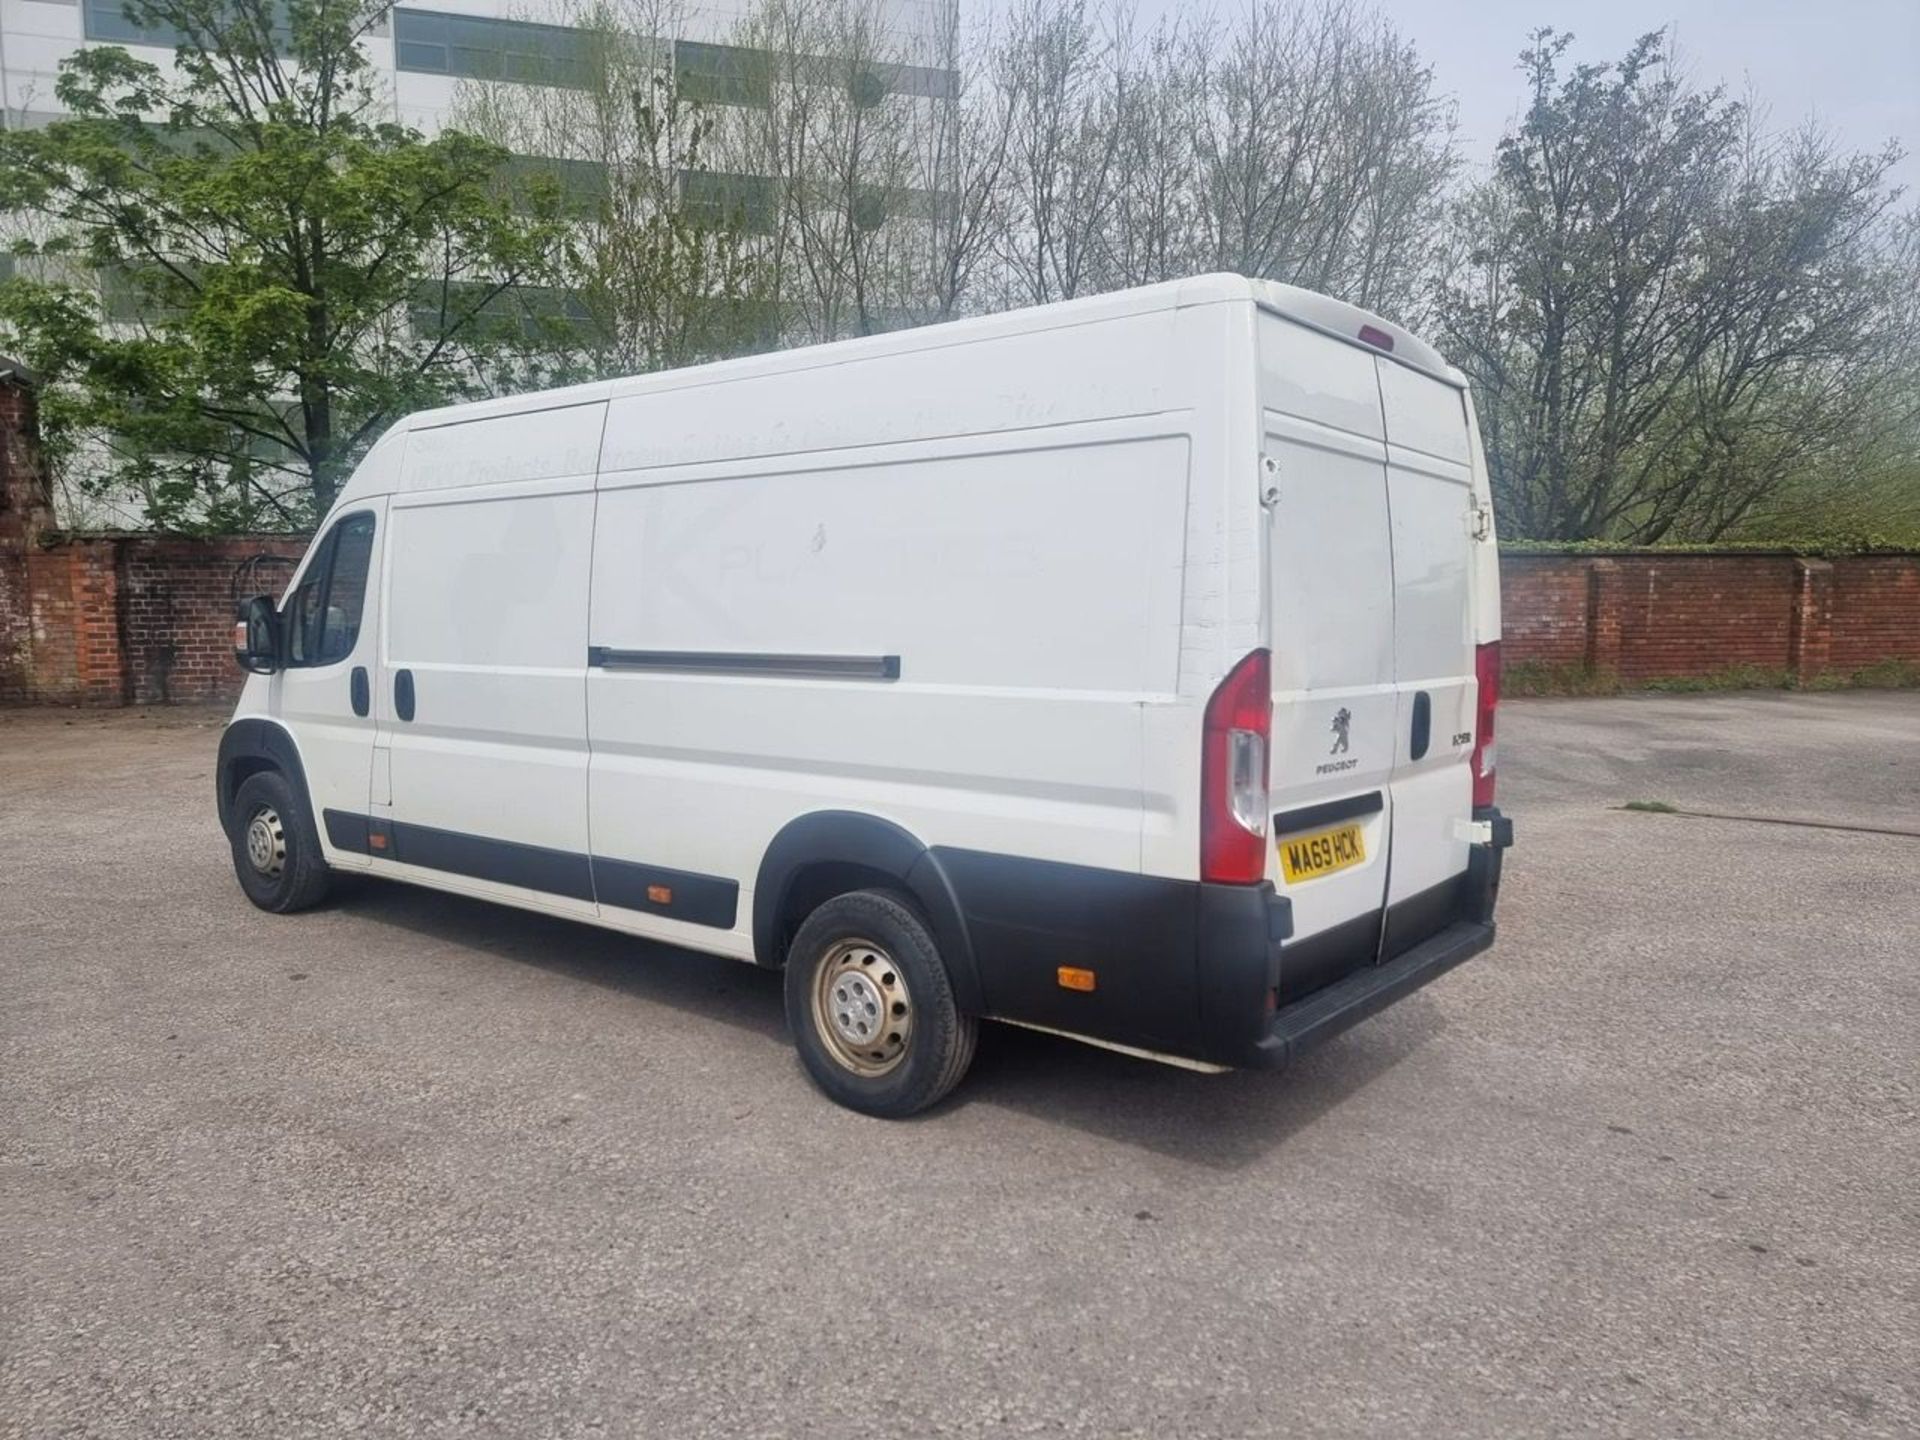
[[1469, 497, 1493, 541]]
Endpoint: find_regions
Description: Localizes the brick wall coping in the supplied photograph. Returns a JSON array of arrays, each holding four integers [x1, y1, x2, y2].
[[43, 531, 313, 545], [1501, 546, 1920, 559]]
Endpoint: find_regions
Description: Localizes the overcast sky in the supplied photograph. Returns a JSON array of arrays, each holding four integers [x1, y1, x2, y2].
[[1103, 0, 1920, 195]]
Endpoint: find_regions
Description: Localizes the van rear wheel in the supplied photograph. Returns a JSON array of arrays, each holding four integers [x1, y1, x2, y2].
[[784, 889, 976, 1117], [228, 770, 332, 914]]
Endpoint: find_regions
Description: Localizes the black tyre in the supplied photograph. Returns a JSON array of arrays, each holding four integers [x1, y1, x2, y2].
[[228, 769, 332, 914], [784, 889, 977, 1118]]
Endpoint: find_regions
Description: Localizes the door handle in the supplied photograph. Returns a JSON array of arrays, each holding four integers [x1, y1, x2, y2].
[[349, 666, 370, 717], [394, 668, 416, 722], [1410, 691, 1432, 761]]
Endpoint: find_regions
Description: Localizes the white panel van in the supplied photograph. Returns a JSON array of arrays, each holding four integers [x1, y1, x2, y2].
[[218, 275, 1513, 1117]]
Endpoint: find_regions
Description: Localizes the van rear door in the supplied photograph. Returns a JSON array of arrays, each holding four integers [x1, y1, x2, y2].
[[1258, 316, 1396, 1000], [1376, 360, 1477, 939]]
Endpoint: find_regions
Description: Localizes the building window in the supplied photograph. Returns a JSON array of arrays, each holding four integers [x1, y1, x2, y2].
[[878, 61, 957, 101], [394, 9, 591, 88], [498, 155, 611, 218], [674, 41, 771, 108], [679, 170, 776, 233], [83, 0, 293, 51], [82, 0, 183, 47], [408, 281, 595, 345], [99, 264, 192, 323]]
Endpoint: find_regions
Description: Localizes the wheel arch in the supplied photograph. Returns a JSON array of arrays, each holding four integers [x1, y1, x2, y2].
[[752, 811, 983, 1014], [215, 718, 310, 835]]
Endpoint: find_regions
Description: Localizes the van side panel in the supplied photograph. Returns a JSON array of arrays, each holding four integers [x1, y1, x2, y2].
[[383, 482, 596, 855], [598, 315, 1183, 474], [375, 406, 605, 903], [586, 424, 1192, 945]]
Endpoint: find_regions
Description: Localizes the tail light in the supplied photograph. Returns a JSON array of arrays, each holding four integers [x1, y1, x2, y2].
[[1472, 641, 1500, 808], [1201, 648, 1271, 884]]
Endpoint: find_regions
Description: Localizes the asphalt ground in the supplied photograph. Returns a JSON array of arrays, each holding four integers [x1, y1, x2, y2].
[[2, 690, 1916, 1438]]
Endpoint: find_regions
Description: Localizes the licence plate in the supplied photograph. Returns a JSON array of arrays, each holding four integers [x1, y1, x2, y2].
[[1277, 822, 1367, 883]]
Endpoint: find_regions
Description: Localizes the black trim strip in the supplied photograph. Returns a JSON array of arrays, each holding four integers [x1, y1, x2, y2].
[[391, 819, 594, 901], [592, 856, 739, 928], [318, 810, 739, 927], [323, 808, 370, 854], [1272, 790, 1384, 836], [587, 647, 900, 681]]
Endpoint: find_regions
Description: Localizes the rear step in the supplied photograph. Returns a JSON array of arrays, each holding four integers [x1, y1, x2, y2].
[[1248, 918, 1494, 1070]]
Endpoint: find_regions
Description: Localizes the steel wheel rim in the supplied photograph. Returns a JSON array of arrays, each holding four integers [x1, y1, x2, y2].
[[811, 937, 912, 1077], [245, 805, 287, 878]]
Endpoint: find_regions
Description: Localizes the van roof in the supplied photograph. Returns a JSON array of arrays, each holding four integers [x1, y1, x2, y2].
[[399, 274, 1461, 434]]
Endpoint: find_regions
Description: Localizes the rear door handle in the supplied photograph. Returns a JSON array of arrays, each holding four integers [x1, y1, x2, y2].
[[394, 668, 416, 723], [1410, 690, 1432, 761], [349, 666, 369, 717]]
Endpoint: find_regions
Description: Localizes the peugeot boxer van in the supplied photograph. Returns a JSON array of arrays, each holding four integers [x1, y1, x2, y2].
[[217, 274, 1513, 1117]]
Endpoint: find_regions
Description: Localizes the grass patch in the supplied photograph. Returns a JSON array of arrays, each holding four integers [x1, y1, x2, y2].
[[1503, 656, 1918, 696], [1621, 799, 1679, 813], [1641, 663, 1794, 694], [1503, 661, 1622, 697], [1800, 658, 1920, 691]]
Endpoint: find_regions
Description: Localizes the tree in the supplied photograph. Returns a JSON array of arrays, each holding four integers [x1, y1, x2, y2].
[[1193, 0, 1454, 315], [450, 0, 773, 378], [720, 0, 970, 339], [1435, 30, 1916, 542], [904, 1, 1014, 322], [991, 0, 1124, 306], [0, 0, 569, 528], [981, 0, 1455, 315]]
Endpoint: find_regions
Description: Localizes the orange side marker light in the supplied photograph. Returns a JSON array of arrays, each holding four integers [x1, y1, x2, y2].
[[1057, 966, 1097, 993]]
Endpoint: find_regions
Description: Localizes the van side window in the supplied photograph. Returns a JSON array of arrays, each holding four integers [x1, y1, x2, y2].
[[285, 512, 376, 667]]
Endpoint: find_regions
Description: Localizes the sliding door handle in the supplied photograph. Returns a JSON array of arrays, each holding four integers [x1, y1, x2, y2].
[[394, 668, 416, 723]]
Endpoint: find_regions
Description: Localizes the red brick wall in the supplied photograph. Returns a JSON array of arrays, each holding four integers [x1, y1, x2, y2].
[[5, 357, 1919, 710], [1611, 556, 1799, 681], [12, 542, 1911, 707], [0, 533, 306, 706], [1499, 552, 1920, 682], [1498, 559, 1591, 668], [117, 537, 308, 703], [0, 375, 53, 703], [1, 367, 313, 704], [1828, 557, 1920, 670]]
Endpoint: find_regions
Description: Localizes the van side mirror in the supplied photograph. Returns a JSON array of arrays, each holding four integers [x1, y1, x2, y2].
[[233, 594, 283, 674]]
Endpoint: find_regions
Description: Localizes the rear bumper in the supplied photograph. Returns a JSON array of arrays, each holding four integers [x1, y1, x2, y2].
[[1242, 916, 1493, 1070], [1200, 803, 1510, 1070], [937, 805, 1512, 1072]]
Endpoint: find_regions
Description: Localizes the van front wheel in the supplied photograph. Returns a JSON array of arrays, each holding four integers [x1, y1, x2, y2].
[[228, 770, 332, 914], [784, 889, 977, 1117]]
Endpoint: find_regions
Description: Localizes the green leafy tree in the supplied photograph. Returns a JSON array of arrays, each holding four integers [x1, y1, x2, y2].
[[1435, 30, 1916, 542], [0, 0, 571, 529]]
